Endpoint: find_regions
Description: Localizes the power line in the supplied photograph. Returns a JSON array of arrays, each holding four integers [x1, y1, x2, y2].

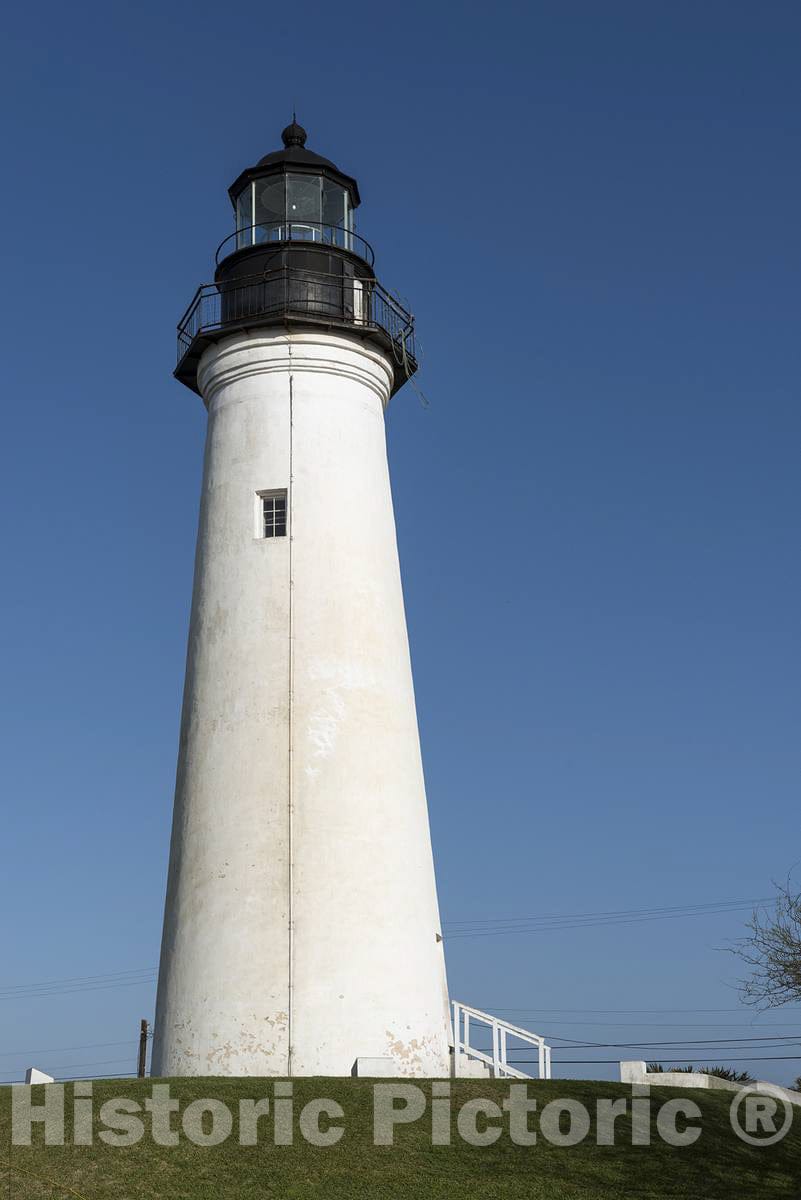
[[471, 1033, 801, 1057], [444, 912, 763, 938], [526, 1047, 798, 1059], [469, 1032, 801, 1062], [550, 1035, 801, 1046], [0, 969, 155, 993], [547, 1056, 801, 1066], [50, 1072, 140, 1081], [0, 976, 156, 1002], [35, 1058, 140, 1073], [527, 1034, 801, 1049], [0, 1041, 137, 1060], [4, 1034, 795, 1065], [444, 897, 774, 927], [482, 1046, 801, 1055], [482, 1020, 801, 1029], [0, 1058, 142, 1077], [483, 1006, 801, 1014], [444, 899, 773, 939]]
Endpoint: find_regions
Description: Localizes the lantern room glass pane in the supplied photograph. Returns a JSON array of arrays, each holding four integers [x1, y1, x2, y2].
[[233, 173, 356, 252], [236, 186, 253, 249], [287, 174, 322, 239], [322, 179, 351, 247], [255, 177, 285, 241]]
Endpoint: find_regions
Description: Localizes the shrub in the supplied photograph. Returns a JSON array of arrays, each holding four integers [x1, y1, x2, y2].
[[696, 1065, 754, 1083], [646, 1063, 694, 1074], [646, 1062, 753, 1082]]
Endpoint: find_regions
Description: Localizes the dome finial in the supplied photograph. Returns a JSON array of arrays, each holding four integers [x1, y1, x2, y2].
[[281, 116, 307, 149]]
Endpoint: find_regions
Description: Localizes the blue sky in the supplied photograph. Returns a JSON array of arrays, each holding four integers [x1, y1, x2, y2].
[[1, 0, 799, 1084]]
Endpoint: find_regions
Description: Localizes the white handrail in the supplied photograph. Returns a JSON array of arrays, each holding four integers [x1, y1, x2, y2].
[[452, 1001, 552, 1080]]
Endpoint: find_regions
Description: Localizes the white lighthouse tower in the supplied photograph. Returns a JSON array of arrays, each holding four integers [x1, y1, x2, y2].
[[152, 121, 452, 1077]]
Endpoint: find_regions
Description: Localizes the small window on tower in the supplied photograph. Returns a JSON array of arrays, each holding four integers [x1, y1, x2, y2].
[[258, 490, 288, 539]]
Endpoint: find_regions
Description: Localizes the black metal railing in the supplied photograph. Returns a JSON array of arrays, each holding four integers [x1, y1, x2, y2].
[[177, 266, 416, 371], [216, 222, 375, 266]]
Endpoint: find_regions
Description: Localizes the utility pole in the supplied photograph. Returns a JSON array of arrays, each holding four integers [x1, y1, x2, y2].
[[137, 1019, 149, 1078]]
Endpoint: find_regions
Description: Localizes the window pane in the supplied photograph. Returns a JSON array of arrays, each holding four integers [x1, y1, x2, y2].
[[287, 174, 322, 232], [261, 491, 288, 538], [322, 180, 347, 234], [236, 186, 252, 248], [255, 177, 285, 241]]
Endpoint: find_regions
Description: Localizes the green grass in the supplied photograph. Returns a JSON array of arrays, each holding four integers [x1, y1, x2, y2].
[[2, 1076, 799, 1198]]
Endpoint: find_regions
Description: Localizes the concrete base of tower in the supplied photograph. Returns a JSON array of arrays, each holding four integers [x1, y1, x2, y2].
[[151, 328, 452, 1079]]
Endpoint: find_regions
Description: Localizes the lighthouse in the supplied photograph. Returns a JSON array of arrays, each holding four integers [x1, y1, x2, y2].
[[152, 121, 452, 1077]]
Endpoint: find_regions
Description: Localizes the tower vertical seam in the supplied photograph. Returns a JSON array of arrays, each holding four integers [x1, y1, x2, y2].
[[287, 349, 295, 1076]]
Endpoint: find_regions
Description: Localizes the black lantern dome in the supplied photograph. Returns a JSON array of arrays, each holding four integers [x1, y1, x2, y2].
[[175, 122, 417, 396]]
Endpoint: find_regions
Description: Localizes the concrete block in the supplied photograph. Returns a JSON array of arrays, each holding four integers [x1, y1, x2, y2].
[[619, 1061, 647, 1084], [352, 1057, 397, 1077], [455, 1056, 492, 1078], [25, 1068, 54, 1084], [620, 1061, 801, 1106]]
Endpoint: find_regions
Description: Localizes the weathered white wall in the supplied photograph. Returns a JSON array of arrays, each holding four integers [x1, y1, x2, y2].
[[152, 330, 451, 1077]]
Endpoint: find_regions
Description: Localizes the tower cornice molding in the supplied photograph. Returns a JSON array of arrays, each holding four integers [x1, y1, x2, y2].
[[198, 330, 394, 411]]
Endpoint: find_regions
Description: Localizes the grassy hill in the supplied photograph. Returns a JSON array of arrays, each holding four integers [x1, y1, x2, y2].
[[2, 1076, 799, 1199]]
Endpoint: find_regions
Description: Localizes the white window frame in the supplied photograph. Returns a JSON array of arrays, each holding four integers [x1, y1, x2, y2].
[[255, 488, 288, 540]]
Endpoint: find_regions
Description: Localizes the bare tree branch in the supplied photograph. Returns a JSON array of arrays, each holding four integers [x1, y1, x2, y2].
[[730, 880, 801, 1008]]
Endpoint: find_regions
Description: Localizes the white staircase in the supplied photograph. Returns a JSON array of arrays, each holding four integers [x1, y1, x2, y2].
[[452, 1001, 552, 1080]]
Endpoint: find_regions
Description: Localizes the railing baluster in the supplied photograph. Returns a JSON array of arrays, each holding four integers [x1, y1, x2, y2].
[[452, 1001, 460, 1067], [177, 268, 417, 382], [448, 1002, 552, 1082]]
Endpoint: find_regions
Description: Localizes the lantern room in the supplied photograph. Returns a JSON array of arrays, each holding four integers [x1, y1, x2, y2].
[[225, 119, 363, 258]]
